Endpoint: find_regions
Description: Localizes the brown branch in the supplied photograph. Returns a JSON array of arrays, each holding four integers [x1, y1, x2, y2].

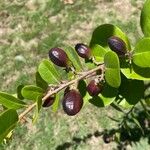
[[19, 64, 104, 121]]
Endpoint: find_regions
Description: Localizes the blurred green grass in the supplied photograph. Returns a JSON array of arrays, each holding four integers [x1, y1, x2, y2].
[[0, 0, 146, 149]]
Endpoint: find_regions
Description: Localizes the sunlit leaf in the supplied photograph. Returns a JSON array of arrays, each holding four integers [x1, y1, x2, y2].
[[0, 109, 18, 143], [21, 85, 44, 101], [0, 92, 26, 110]]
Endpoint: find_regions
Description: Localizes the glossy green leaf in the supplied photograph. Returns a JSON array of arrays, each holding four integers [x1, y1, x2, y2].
[[90, 24, 131, 50], [32, 96, 42, 124], [91, 44, 107, 63], [36, 72, 48, 90], [0, 92, 26, 109], [0, 109, 18, 143], [104, 51, 121, 88], [133, 38, 150, 68], [21, 85, 44, 101], [89, 83, 118, 107], [38, 59, 61, 84], [119, 76, 144, 106], [140, 0, 150, 37], [121, 62, 150, 80], [64, 45, 83, 71]]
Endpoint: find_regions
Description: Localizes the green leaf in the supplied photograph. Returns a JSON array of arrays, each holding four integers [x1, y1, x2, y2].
[[89, 83, 118, 107], [77, 80, 91, 105], [38, 59, 61, 84], [133, 38, 150, 68], [119, 76, 144, 106], [104, 51, 121, 88], [121, 62, 150, 80], [36, 72, 48, 90], [0, 92, 26, 110], [140, 0, 150, 37], [0, 109, 18, 143], [32, 96, 42, 124], [91, 44, 107, 63], [17, 85, 24, 100], [21, 85, 44, 101], [64, 45, 83, 71], [52, 94, 60, 112], [90, 24, 131, 50]]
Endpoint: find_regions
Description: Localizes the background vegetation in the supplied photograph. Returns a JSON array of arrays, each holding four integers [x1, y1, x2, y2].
[[0, 0, 149, 149]]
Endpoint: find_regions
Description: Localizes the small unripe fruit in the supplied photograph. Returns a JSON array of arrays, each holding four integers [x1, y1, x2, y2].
[[108, 36, 127, 56], [62, 89, 83, 116], [42, 97, 55, 107], [87, 80, 103, 96], [75, 43, 91, 59], [49, 48, 69, 67]]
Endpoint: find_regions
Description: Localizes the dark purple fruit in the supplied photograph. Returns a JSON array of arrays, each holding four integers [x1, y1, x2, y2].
[[75, 43, 91, 59], [42, 97, 55, 107], [49, 48, 69, 67], [87, 80, 103, 96], [108, 36, 127, 56], [62, 89, 83, 116]]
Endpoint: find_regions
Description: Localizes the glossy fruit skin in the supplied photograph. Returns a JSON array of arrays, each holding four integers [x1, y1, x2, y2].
[[49, 48, 69, 67], [62, 89, 83, 116], [87, 80, 103, 96], [42, 97, 55, 107], [108, 36, 127, 56], [75, 43, 91, 59]]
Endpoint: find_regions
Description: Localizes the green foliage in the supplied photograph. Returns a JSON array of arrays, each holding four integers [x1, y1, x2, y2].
[[119, 76, 144, 106], [0, 109, 18, 143], [91, 44, 107, 63], [38, 59, 61, 84], [0, 92, 26, 110], [32, 96, 42, 124], [133, 38, 150, 68], [89, 24, 131, 51], [140, 0, 150, 37], [104, 51, 121, 88], [64, 45, 83, 71], [21, 85, 44, 101]]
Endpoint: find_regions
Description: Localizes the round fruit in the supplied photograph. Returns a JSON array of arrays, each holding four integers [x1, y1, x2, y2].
[[62, 89, 83, 116], [108, 36, 127, 56], [49, 48, 69, 67], [75, 43, 91, 59], [42, 97, 55, 107], [87, 80, 103, 96]]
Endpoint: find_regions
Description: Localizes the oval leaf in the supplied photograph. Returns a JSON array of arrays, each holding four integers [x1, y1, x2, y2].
[[64, 45, 83, 71], [0, 92, 26, 109], [91, 44, 107, 63], [36, 72, 48, 90], [38, 59, 61, 84], [90, 24, 131, 50], [21, 85, 44, 101], [104, 51, 121, 88], [133, 38, 150, 68], [140, 0, 150, 37], [0, 109, 18, 143]]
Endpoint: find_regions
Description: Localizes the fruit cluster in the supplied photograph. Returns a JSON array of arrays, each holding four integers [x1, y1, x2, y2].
[[43, 36, 127, 116]]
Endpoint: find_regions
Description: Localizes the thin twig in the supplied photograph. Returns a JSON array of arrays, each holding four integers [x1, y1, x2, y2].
[[19, 64, 104, 121]]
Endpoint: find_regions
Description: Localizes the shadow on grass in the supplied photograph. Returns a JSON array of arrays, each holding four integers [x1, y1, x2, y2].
[[56, 109, 150, 150]]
